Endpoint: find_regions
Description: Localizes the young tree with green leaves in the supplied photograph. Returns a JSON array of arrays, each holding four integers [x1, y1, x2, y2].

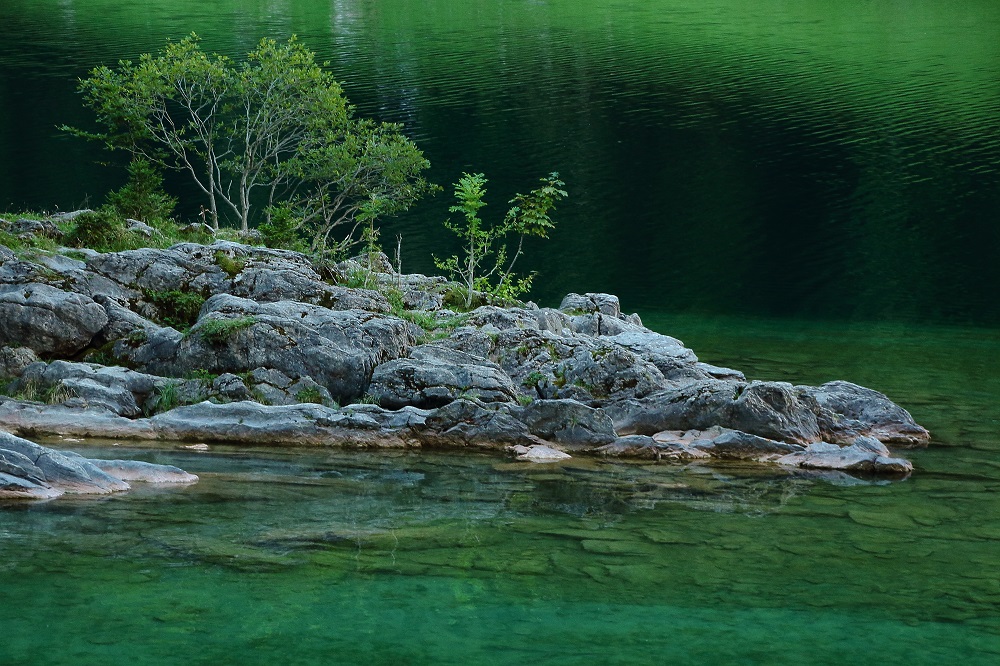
[[67, 34, 433, 247], [435, 172, 567, 308]]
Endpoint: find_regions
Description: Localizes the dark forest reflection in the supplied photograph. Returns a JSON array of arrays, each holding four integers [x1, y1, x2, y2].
[[1, 0, 999, 323]]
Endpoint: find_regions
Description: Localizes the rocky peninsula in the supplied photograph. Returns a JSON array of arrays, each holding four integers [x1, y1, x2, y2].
[[0, 215, 930, 499]]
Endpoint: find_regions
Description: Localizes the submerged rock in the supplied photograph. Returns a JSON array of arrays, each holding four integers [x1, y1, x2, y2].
[[0, 429, 197, 499]]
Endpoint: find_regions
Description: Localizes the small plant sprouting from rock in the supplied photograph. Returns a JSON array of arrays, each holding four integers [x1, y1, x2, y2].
[[295, 387, 325, 404], [434, 172, 567, 309], [214, 251, 247, 278], [152, 381, 181, 413], [522, 371, 546, 389], [198, 316, 257, 344], [189, 369, 219, 387], [143, 289, 207, 331]]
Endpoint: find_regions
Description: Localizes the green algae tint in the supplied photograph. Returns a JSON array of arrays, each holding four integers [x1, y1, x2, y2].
[[2, 318, 1000, 664], [0, 352, 1000, 665]]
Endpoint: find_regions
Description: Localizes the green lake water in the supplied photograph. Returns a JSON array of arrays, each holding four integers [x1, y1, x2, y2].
[[1, 1, 999, 662], [2, 318, 999, 664]]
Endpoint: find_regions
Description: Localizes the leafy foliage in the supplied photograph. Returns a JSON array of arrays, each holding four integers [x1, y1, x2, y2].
[[65, 207, 132, 252], [106, 158, 176, 222], [68, 34, 434, 245], [198, 316, 257, 344], [214, 251, 246, 278], [143, 289, 206, 331], [435, 172, 566, 309]]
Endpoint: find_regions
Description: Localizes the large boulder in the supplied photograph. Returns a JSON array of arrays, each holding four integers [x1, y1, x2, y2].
[[463, 328, 668, 403], [418, 399, 537, 449], [370, 345, 518, 409], [84, 245, 229, 297], [0, 429, 197, 499], [150, 294, 413, 402], [0, 283, 108, 356], [0, 346, 40, 379], [606, 380, 822, 444], [149, 400, 428, 447], [777, 436, 913, 474], [517, 399, 617, 449], [798, 381, 931, 447]]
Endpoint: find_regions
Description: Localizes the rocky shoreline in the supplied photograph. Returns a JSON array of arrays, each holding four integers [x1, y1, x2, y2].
[[0, 217, 930, 498]]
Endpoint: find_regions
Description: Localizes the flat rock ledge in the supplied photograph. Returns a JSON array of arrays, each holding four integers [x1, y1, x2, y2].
[[0, 238, 931, 483], [1, 429, 197, 500], [0, 396, 914, 478]]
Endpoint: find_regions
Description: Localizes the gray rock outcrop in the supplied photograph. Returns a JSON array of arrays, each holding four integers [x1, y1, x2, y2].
[[0, 239, 931, 480], [0, 429, 197, 499], [0, 284, 108, 356], [370, 345, 518, 409]]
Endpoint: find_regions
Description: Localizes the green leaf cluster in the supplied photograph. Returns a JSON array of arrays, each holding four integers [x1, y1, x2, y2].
[[435, 172, 567, 309], [68, 34, 433, 249]]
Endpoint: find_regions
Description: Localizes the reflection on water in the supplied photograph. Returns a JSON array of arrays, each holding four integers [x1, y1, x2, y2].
[[1, 436, 999, 665], [1, 0, 999, 323], [3, 313, 1000, 665]]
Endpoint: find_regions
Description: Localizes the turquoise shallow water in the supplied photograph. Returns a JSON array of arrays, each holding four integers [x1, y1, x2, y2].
[[2, 317, 999, 664]]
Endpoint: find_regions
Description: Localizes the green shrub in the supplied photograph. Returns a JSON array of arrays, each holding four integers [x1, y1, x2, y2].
[[214, 251, 247, 278], [106, 158, 177, 222], [522, 371, 546, 388], [198, 316, 256, 344], [65, 206, 132, 252], [189, 369, 219, 385], [151, 381, 181, 413], [259, 204, 307, 251], [295, 387, 325, 404], [143, 290, 207, 331]]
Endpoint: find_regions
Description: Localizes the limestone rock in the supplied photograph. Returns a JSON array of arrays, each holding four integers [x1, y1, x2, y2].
[[512, 444, 572, 462], [419, 399, 536, 449], [517, 399, 617, 449], [777, 437, 913, 475], [559, 292, 622, 318], [370, 345, 518, 409], [691, 429, 805, 460], [0, 429, 198, 499], [48, 209, 93, 221], [88, 459, 198, 484], [0, 283, 108, 356], [606, 380, 822, 444], [0, 346, 40, 379], [125, 219, 157, 237], [152, 294, 412, 403], [799, 381, 931, 447], [9, 218, 63, 240]]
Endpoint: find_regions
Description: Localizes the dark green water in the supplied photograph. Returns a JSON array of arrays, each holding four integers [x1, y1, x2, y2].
[[2, 320, 999, 665], [1, 0, 999, 322], [1, 2, 999, 662]]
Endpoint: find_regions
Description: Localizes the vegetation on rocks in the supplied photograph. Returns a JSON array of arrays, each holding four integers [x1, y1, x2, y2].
[[434, 172, 567, 309], [66, 34, 434, 247], [197, 316, 257, 344], [143, 290, 206, 331]]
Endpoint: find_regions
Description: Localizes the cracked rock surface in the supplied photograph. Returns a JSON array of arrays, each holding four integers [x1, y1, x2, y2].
[[0, 237, 930, 482]]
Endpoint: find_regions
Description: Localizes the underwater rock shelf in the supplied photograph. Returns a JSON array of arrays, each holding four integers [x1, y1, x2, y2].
[[0, 225, 929, 498]]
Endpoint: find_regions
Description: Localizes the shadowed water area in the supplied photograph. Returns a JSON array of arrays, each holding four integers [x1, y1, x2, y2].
[[1, 0, 999, 663]]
